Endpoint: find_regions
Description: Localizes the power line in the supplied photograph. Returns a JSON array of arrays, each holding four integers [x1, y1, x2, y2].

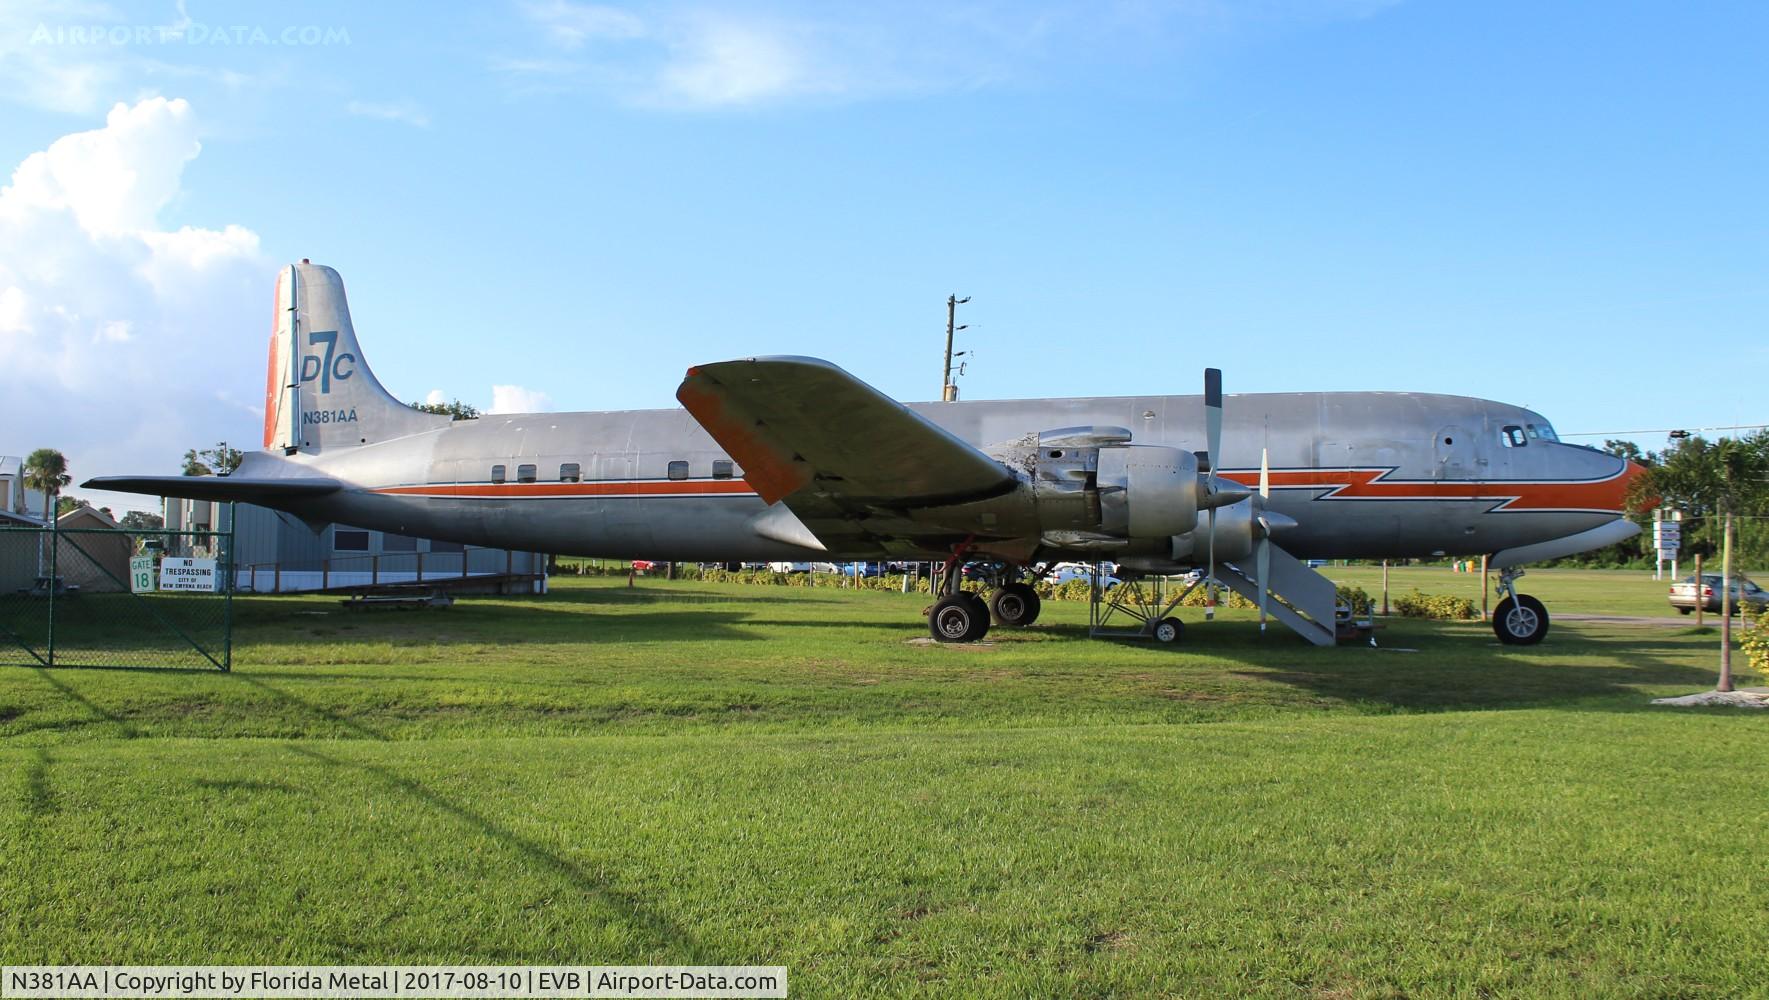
[[1560, 422, 1768, 438]]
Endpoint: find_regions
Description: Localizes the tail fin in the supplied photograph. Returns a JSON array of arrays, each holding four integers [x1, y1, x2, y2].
[[262, 261, 448, 454]]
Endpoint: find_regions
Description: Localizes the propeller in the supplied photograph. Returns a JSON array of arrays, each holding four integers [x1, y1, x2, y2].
[[1203, 368, 1222, 621]]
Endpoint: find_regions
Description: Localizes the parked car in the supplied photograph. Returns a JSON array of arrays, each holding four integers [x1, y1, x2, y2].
[[767, 561, 840, 574], [1668, 573, 1769, 615], [1047, 562, 1121, 589]]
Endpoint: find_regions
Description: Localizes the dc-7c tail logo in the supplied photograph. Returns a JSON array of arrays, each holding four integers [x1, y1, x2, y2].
[[300, 330, 356, 394]]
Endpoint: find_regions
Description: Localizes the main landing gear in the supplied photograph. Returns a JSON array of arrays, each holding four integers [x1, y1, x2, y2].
[[1492, 567, 1549, 645], [927, 559, 1044, 643]]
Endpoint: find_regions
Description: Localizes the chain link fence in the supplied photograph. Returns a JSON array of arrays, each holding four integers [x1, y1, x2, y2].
[[0, 523, 233, 671]]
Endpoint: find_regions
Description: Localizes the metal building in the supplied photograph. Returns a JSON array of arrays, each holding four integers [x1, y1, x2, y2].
[[163, 499, 547, 595]]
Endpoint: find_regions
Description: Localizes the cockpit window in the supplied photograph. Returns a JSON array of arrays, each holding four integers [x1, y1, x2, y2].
[[1524, 425, 1539, 439], [1536, 423, 1559, 442], [1501, 425, 1528, 448]]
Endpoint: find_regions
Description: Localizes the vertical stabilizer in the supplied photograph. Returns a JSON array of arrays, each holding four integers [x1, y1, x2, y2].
[[261, 262, 448, 455]]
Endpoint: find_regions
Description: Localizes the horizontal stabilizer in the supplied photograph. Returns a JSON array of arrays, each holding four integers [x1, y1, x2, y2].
[[83, 475, 343, 503]]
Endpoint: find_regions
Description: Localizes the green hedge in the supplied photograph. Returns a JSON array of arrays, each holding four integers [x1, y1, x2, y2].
[[1740, 619, 1768, 680], [1391, 589, 1481, 620]]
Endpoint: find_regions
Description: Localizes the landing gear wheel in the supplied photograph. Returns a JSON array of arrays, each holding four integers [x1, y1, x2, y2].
[[930, 593, 990, 643], [1493, 594, 1549, 645], [990, 583, 1042, 627], [1151, 617, 1184, 644]]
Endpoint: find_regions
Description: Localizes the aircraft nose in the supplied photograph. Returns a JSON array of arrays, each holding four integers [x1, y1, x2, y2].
[[1618, 458, 1650, 513]]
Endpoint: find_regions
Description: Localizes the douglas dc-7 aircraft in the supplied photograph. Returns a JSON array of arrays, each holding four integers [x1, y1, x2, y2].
[[90, 262, 1645, 646]]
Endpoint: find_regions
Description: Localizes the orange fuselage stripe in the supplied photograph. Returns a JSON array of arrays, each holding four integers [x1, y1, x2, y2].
[[373, 480, 760, 498], [1216, 468, 1630, 512], [371, 468, 1626, 512]]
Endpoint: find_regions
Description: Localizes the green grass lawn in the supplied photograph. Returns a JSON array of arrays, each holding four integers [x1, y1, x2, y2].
[[2, 577, 1764, 997], [1318, 563, 1762, 620]]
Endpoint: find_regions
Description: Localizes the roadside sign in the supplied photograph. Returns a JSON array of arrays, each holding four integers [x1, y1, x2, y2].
[[129, 555, 156, 593], [159, 557, 218, 593], [1653, 520, 1680, 555]]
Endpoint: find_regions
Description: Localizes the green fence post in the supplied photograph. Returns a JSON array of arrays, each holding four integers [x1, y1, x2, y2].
[[223, 502, 234, 672], [45, 521, 56, 667]]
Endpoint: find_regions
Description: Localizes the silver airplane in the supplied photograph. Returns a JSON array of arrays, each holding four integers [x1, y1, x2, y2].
[[90, 262, 1645, 646]]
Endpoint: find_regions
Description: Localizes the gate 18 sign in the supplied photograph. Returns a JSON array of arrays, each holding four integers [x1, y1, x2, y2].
[[159, 558, 219, 592]]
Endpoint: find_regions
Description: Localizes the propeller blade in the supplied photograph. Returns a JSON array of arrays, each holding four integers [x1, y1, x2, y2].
[[1204, 368, 1223, 491], [1259, 446, 1270, 502], [1203, 368, 1223, 621], [1256, 537, 1270, 633], [1205, 505, 1216, 620]]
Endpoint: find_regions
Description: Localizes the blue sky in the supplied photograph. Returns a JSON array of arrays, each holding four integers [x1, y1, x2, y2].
[[2, 1, 1765, 508]]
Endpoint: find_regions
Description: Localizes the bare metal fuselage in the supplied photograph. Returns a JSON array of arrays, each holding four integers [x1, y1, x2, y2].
[[257, 389, 1630, 564]]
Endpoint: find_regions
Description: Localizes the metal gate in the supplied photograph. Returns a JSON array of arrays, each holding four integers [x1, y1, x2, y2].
[[0, 514, 234, 671]]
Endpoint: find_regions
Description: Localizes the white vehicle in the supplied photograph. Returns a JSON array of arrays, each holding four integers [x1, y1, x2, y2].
[[767, 561, 839, 574], [1047, 562, 1121, 589]]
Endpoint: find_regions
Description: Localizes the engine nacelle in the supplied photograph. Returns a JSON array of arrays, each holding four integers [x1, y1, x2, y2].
[[1173, 497, 1254, 564], [1098, 445, 1199, 539]]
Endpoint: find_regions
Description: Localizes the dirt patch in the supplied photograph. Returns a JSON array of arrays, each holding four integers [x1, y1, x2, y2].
[[904, 637, 997, 651], [1651, 690, 1769, 709], [1084, 929, 1131, 953]]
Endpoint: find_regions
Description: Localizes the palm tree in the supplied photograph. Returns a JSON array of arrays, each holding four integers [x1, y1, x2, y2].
[[22, 448, 70, 578]]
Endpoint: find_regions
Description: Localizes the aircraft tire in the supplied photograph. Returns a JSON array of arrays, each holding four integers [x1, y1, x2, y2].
[[1493, 594, 1549, 645], [1151, 616, 1184, 644], [931, 594, 990, 643], [990, 583, 1041, 627]]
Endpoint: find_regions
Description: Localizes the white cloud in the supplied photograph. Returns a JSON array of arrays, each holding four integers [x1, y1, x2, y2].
[[345, 99, 431, 128], [656, 17, 807, 106], [489, 384, 553, 414], [0, 97, 265, 511], [522, 0, 645, 48], [500, 1, 1405, 110], [423, 388, 448, 407]]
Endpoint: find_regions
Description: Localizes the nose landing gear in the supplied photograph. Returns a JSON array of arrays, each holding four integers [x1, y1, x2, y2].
[[1492, 567, 1550, 645]]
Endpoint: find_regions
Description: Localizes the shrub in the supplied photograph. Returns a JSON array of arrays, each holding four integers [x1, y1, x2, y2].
[[1336, 584, 1372, 615], [1740, 619, 1769, 681], [1390, 589, 1480, 620]]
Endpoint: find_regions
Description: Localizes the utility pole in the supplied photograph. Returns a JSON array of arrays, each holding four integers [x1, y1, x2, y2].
[[941, 295, 970, 401], [1719, 511, 1734, 692]]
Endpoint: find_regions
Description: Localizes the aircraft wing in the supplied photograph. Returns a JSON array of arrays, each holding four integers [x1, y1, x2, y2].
[[677, 356, 1016, 521], [82, 475, 343, 503]]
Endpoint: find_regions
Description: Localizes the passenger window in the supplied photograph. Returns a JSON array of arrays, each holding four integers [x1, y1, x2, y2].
[[712, 460, 734, 480], [667, 460, 690, 481], [490, 464, 506, 484], [517, 464, 537, 484], [559, 462, 581, 483], [1501, 426, 1527, 448]]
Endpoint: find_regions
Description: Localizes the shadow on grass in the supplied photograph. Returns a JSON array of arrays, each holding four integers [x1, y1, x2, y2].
[[234, 673, 389, 742], [233, 599, 768, 648], [21, 747, 54, 817], [1221, 622, 1723, 712], [284, 743, 708, 962], [30, 667, 141, 738]]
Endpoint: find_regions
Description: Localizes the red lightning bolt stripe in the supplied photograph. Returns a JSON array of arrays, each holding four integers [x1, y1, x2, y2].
[[1217, 467, 1635, 513]]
